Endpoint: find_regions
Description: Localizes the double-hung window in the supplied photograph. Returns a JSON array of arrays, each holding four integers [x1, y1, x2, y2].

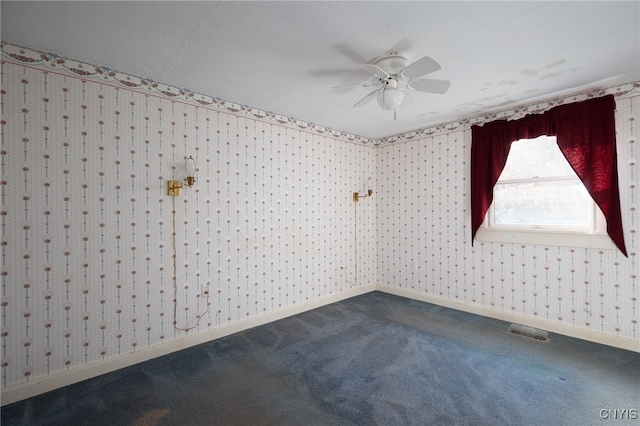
[[477, 135, 609, 248]]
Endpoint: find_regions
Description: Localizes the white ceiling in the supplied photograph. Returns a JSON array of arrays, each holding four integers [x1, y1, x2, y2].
[[2, 1, 639, 140]]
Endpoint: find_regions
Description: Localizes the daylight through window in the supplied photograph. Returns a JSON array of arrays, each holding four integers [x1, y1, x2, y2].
[[477, 135, 609, 249], [470, 95, 626, 254], [489, 135, 596, 231]]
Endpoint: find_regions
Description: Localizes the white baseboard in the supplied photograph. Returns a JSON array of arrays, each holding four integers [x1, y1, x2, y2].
[[376, 285, 640, 353], [1, 285, 376, 406], [4, 283, 638, 406]]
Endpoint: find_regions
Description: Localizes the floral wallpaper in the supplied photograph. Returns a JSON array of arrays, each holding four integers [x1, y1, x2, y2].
[[1, 43, 377, 392], [1, 41, 638, 400], [377, 93, 639, 340]]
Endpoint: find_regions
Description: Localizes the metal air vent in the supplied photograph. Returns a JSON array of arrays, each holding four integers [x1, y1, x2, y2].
[[507, 324, 550, 342]]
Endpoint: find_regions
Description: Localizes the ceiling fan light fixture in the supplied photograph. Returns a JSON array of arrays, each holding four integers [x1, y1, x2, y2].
[[342, 52, 449, 113], [377, 88, 404, 110]]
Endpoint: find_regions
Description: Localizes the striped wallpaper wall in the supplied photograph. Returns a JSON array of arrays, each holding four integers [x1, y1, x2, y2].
[[377, 97, 638, 338], [1, 51, 376, 390]]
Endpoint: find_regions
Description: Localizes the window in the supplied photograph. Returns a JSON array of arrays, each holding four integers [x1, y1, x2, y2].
[[470, 95, 626, 255], [476, 136, 610, 249]]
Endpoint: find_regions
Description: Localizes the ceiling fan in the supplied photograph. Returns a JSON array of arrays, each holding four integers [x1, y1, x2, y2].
[[337, 53, 451, 118]]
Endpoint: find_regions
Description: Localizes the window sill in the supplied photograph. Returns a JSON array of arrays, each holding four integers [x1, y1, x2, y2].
[[474, 228, 612, 250]]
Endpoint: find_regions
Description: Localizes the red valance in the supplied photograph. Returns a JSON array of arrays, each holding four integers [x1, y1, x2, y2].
[[471, 95, 627, 256]]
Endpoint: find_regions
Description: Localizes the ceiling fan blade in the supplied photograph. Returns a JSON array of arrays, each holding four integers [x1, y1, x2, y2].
[[332, 83, 362, 89], [353, 89, 380, 107], [361, 64, 390, 79], [409, 79, 451, 94], [332, 81, 380, 90], [399, 56, 442, 79]]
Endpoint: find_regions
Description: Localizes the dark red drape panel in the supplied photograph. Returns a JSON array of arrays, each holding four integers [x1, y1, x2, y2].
[[470, 95, 627, 256], [552, 95, 627, 256], [470, 121, 513, 242], [470, 114, 553, 242]]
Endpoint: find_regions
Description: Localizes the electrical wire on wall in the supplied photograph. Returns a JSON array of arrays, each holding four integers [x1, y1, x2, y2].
[[171, 191, 210, 331], [341, 202, 359, 287], [343, 177, 373, 287]]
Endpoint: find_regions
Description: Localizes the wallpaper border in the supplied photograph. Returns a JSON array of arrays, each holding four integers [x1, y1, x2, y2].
[[378, 82, 640, 145], [2, 40, 638, 147], [0, 41, 376, 145]]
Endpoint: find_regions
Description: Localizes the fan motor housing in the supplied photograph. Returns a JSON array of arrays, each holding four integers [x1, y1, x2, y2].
[[375, 55, 408, 75]]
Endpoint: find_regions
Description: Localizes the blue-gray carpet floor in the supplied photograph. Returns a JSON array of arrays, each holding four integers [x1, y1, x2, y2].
[[2, 291, 639, 425]]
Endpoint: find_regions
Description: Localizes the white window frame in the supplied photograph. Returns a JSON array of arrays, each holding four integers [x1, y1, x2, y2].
[[475, 137, 612, 250]]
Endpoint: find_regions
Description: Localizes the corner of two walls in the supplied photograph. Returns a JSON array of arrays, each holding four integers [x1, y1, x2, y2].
[[2, 41, 637, 404]]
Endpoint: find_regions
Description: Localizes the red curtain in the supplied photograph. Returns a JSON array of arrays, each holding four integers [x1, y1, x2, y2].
[[471, 95, 627, 256]]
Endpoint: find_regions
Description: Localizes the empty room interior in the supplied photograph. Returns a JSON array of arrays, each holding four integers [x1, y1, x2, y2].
[[1, 2, 639, 425]]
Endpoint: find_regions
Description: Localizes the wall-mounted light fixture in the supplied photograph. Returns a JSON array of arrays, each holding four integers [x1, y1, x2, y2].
[[185, 156, 196, 187], [166, 154, 209, 331], [167, 155, 197, 196], [353, 177, 373, 202]]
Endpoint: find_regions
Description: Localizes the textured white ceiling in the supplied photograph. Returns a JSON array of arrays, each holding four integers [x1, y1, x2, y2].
[[2, 1, 639, 139]]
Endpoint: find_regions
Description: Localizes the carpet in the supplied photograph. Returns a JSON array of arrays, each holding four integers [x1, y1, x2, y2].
[[2, 291, 639, 425]]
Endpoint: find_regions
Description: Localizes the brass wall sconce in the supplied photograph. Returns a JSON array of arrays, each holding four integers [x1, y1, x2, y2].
[[167, 155, 197, 196], [353, 177, 373, 202]]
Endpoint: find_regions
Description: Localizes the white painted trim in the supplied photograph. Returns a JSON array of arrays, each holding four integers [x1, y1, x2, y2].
[[474, 228, 612, 250], [377, 285, 640, 353], [1, 285, 376, 406], [4, 282, 638, 407]]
